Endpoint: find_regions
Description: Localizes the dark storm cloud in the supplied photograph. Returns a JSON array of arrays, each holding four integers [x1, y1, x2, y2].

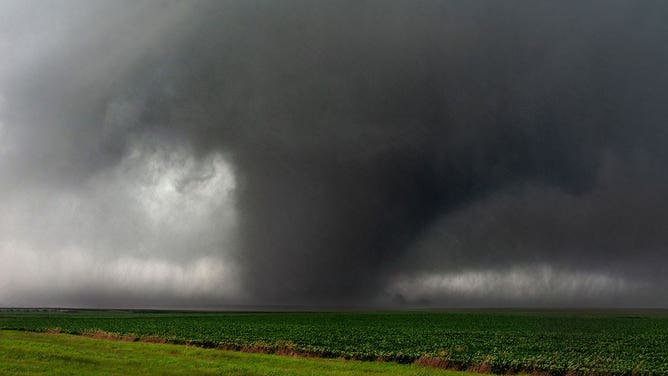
[[1, 0, 667, 307]]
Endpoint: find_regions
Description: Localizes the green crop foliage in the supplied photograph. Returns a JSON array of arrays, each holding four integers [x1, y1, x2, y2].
[[1, 310, 667, 375]]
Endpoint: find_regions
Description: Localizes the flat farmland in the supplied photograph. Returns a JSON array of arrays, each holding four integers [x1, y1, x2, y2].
[[1, 310, 667, 375]]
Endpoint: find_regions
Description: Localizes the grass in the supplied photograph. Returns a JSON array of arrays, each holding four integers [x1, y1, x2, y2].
[[0, 330, 475, 375]]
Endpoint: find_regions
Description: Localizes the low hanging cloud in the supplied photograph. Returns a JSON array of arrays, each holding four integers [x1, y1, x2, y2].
[[386, 156, 668, 307], [0, 246, 235, 308], [389, 266, 644, 307], [1, 1, 668, 308]]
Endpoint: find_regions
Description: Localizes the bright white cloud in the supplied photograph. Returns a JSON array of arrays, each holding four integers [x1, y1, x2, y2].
[[98, 139, 237, 231]]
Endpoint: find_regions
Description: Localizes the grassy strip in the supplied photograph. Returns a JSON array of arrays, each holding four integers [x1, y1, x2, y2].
[[27, 328, 514, 374], [0, 330, 478, 376], [32, 328, 499, 373]]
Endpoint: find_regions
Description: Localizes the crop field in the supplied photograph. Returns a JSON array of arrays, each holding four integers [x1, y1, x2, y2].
[[1, 310, 668, 375]]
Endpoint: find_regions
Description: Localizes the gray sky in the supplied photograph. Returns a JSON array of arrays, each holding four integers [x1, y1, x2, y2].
[[1, 0, 667, 308]]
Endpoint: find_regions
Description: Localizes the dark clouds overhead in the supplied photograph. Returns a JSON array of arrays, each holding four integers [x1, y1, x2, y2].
[[1, 0, 667, 307]]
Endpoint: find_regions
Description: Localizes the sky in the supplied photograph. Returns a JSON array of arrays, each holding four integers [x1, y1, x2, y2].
[[1, 0, 667, 308]]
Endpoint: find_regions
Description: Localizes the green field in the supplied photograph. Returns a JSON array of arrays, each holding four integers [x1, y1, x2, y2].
[[0, 330, 472, 375], [1, 310, 668, 375]]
